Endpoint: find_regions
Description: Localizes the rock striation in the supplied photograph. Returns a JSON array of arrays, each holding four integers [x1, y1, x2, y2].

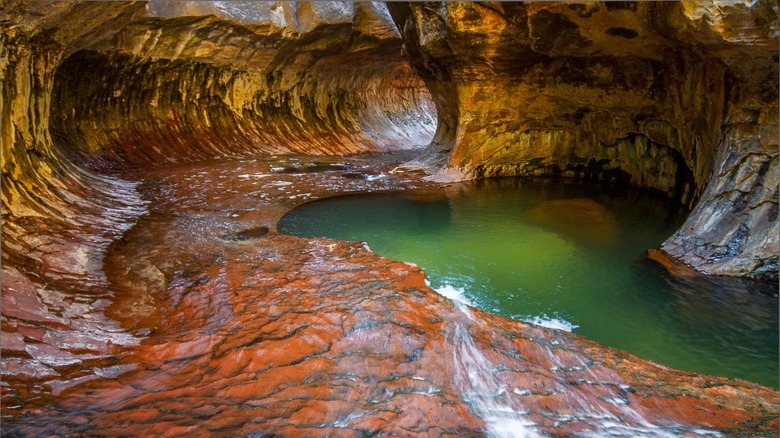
[[47, 2, 435, 170], [1, 3, 152, 410], [661, 1, 779, 280], [4, 154, 779, 436], [1, 0, 433, 417]]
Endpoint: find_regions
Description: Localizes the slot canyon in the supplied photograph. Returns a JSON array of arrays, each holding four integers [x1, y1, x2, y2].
[[1, 1, 778, 436]]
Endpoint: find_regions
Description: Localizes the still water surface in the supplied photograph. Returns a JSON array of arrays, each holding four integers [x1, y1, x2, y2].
[[279, 178, 779, 388]]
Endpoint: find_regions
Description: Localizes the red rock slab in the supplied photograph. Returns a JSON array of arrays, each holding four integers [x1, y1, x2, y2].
[[6, 233, 776, 436], [2, 155, 777, 436], [647, 248, 704, 277]]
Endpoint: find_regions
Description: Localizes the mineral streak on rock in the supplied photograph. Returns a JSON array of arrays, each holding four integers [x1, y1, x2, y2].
[[48, 3, 436, 170], [0, 0, 433, 419], [1, 0, 778, 436]]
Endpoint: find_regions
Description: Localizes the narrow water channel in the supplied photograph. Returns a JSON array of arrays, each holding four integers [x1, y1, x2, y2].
[[279, 178, 779, 388]]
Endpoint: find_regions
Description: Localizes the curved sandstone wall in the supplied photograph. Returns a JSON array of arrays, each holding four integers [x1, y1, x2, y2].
[[3, 1, 775, 284], [2, 0, 436, 290], [49, 10, 435, 169], [0, 0, 434, 405], [388, 1, 778, 280]]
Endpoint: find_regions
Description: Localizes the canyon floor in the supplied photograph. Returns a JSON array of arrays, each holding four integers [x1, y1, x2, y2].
[[2, 152, 777, 437]]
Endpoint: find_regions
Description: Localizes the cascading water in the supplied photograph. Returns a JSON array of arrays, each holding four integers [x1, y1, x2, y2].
[[442, 285, 540, 438], [4, 155, 776, 436], [277, 181, 779, 389], [436, 284, 723, 437]]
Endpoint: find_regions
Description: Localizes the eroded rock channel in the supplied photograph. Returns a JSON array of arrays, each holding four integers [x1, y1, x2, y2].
[[1, 1, 778, 436]]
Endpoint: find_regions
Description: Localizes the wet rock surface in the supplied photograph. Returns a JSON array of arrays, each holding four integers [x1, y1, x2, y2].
[[3, 154, 778, 436], [3, 1, 776, 280], [1, 1, 432, 409]]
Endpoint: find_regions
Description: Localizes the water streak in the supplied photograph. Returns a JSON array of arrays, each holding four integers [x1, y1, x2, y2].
[[521, 314, 579, 332], [438, 285, 541, 438], [437, 284, 723, 438]]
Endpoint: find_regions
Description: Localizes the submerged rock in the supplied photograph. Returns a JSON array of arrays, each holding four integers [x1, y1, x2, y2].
[[524, 198, 617, 248], [223, 226, 270, 241], [2, 154, 777, 436]]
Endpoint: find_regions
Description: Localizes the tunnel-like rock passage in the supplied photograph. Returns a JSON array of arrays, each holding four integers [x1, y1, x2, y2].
[[1, 1, 778, 436], [49, 3, 436, 168]]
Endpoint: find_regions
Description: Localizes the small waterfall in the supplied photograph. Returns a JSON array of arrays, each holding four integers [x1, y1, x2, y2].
[[439, 285, 541, 438], [436, 284, 723, 438]]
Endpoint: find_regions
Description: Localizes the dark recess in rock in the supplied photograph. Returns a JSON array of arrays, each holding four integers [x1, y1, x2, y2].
[[568, 3, 599, 18], [605, 2, 638, 12], [606, 27, 639, 39], [390, 1, 777, 280], [223, 226, 270, 241], [529, 10, 593, 53]]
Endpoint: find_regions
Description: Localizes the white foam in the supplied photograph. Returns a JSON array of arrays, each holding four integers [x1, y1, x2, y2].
[[451, 320, 540, 438], [433, 284, 475, 307], [522, 314, 578, 332], [437, 284, 541, 437], [431, 283, 719, 437], [483, 418, 540, 438], [513, 388, 531, 396]]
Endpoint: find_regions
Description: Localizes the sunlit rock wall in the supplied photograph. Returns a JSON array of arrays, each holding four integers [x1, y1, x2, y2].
[[1, 1, 150, 405], [389, 1, 778, 280]]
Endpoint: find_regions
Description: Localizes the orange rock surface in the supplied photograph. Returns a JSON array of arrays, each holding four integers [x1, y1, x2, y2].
[[3, 155, 777, 436]]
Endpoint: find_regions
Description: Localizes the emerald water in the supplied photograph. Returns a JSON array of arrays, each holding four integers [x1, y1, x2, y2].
[[278, 178, 779, 388]]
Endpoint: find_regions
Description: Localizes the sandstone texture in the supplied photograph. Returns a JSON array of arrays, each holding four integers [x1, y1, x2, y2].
[[1, 1, 778, 436], [1, 0, 433, 403], [388, 1, 778, 280], [48, 2, 435, 169], [4, 154, 779, 436]]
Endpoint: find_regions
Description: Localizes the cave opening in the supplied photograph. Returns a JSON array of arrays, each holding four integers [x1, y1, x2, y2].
[[48, 44, 439, 171], [472, 133, 700, 209]]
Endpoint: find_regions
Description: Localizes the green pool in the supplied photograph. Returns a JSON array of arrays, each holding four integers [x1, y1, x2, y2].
[[278, 178, 779, 388]]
